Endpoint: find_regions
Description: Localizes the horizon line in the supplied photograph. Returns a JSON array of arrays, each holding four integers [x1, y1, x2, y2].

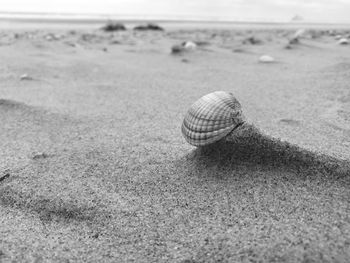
[[1, 10, 350, 24]]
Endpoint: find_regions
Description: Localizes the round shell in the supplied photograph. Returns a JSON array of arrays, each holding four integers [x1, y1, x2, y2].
[[259, 55, 275, 63], [182, 41, 197, 50], [181, 91, 245, 146], [338, 38, 349, 45]]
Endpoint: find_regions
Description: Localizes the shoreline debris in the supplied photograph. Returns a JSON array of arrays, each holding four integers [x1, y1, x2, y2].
[[102, 21, 126, 32], [134, 23, 164, 31]]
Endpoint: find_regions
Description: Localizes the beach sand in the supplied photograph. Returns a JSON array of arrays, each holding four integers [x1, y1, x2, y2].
[[0, 23, 350, 262]]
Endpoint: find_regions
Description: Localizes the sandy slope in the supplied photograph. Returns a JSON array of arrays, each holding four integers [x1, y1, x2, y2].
[[0, 25, 350, 262]]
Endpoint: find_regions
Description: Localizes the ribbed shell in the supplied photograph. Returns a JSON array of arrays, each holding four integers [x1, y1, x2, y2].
[[181, 91, 244, 146]]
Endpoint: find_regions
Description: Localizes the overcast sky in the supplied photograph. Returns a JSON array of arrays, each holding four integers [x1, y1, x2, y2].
[[1, 0, 350, 23]]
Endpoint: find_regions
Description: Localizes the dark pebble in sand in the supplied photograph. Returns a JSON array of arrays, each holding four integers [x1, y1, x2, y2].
[[32, 152, 50, 160], [64, 41, 78, 47], [171, 44, 185, 54], [279, 118, 301, 126], [0, 172, 10, 182], [109, 40, 121, 45], [180, 260, 197, 263], [194, 41, 210, 47], [91, 233, 100, 239], [232, 48, 245, 53], [243, 36, 263, 45], [289, 38, 299, 45]]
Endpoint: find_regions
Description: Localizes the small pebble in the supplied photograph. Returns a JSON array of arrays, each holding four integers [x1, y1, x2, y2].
[[65, 41, 77, 47], [0, 172, 10, 182], [32, 152, 50, 160], [243, 36, 262, 45], [45, 35, 53, 41], [182, 41, 197, 50], [335, 35, 343, 40], [259, 55, 275, 63], [232, 48, 245, 53], [20, 74, 33, 80], [92, 233, 100, 239], [171, 44, 185, 54]]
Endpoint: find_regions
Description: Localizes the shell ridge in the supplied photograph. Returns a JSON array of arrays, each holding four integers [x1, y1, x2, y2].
[[187, 110, 232, 122], [183, 118, 236, 134]]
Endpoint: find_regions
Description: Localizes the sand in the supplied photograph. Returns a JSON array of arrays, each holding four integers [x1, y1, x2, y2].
[[0, 22, 350, 262]]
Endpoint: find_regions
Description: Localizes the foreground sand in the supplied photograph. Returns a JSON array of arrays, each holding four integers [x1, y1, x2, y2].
[[0, 24, 350, 262]]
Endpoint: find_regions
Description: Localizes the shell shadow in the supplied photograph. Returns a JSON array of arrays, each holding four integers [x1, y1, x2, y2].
[[186, 123, 350, 179]]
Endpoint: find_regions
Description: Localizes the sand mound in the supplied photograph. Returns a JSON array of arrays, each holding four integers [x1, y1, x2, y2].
[[188, 123, 350, 178], [0, 98, 85, 171], [0, 99, 29, 110], [0, 185, 97, 223]]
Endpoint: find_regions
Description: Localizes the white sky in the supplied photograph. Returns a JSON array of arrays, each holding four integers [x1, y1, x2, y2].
[[1, 0, 350, 23]]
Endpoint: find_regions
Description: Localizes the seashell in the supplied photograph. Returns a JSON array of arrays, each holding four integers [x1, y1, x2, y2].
[[182, 41, 197, 50], [335, 34, 343, 40], [20, 73, 33, 80], [259, 55, 275, 63], [45, 35, 53, 41], [338, 38, 349, 45], [181, 91, 245, 146], [289, 29, 305, 44], [293, 29, 306, 39]]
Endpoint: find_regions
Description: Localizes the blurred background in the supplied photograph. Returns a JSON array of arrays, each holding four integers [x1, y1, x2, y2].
[[1, 0, 350, 24]]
